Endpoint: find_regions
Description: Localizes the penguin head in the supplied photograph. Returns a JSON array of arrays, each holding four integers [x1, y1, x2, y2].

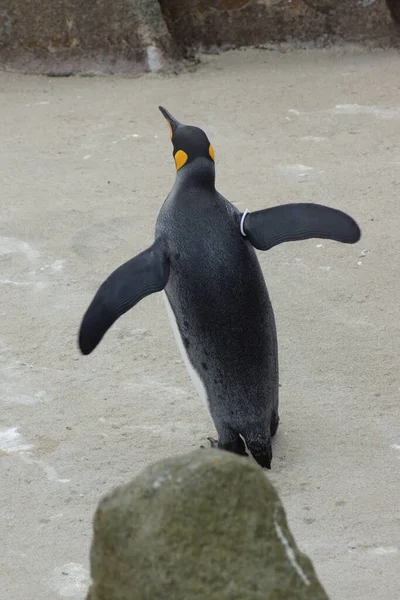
[[159, 106, 215, 172]]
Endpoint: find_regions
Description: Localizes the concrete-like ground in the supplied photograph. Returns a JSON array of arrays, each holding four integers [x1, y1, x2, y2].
[[1, 47, 399, 599]]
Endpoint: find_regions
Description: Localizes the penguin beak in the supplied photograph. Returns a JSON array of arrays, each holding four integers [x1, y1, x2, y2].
[[159, 106, 181, 135]]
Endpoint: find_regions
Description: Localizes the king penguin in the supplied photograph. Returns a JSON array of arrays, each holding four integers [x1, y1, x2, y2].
[[78, 107, 361, 469]]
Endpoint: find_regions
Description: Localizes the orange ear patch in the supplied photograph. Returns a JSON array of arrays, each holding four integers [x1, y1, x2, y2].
[[209, 144, 215, 161], [174, 150, 188, 171]]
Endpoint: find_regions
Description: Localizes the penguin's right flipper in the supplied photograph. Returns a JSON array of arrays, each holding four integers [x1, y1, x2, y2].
[[241, 203, 361, 251], [78, 238, 169, 355]]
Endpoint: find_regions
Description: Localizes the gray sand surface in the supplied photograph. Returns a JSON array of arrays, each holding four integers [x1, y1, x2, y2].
[[1, 47, 399, 599]]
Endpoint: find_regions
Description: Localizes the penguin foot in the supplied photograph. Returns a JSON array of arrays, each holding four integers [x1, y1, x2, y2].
[[199, 437, 219, 450], [207, 436, 219, 449], [205, 436, 249, 457]]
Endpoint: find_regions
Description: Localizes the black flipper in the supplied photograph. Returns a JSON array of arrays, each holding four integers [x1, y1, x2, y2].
[[241, 203, 361, 251], [78, 238, 170, 355]]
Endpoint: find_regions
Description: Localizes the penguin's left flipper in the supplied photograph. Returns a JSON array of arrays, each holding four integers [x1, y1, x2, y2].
[[241, 203, 361, 251], [78, 238, 169, 355]]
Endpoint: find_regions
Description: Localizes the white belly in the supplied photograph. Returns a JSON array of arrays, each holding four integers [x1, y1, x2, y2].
[[162, 291, 209, 409]]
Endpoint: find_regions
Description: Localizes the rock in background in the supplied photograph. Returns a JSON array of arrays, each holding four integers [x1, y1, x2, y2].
[[86, 449, 329, 599], [0, 0, 399, 75], [0, 0, 181, 75], [159, 0, 400, 56]]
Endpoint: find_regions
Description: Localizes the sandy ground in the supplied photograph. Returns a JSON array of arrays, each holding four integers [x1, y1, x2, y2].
[[1, 47, 400, 599]]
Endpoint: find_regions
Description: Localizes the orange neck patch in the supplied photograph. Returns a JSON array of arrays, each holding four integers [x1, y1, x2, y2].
[[209, 144, 215, 161]]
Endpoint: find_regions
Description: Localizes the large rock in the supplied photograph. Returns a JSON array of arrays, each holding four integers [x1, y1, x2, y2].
[[86, 449, 329, 599], [1, 0, 399, 75], [159, 0, 400, 54], [0, 0, 181, 75]]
